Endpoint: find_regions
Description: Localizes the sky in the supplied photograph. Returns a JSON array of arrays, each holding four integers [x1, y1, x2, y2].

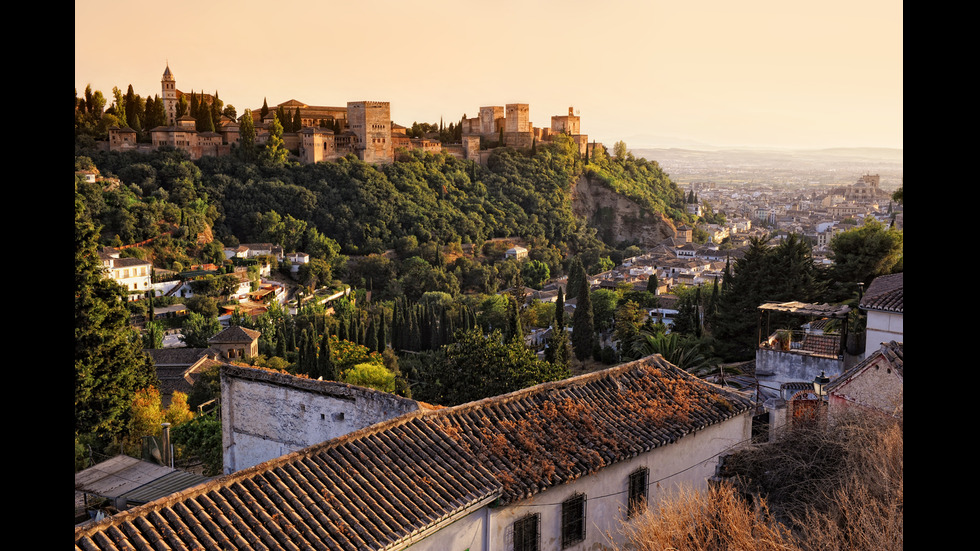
[[75, 0, 902, 151]]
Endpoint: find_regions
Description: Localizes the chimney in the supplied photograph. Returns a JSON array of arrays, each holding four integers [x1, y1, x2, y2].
[[568, 107, 574, 116]]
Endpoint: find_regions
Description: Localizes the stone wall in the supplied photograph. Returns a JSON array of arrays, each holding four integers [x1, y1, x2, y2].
[[220, 365, 420, 473]]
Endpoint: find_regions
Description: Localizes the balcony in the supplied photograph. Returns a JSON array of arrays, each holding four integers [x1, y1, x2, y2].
[[755, 302, 852, 388]]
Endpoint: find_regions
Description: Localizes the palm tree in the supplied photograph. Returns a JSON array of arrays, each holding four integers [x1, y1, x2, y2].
[[630, 332, 717, 376]]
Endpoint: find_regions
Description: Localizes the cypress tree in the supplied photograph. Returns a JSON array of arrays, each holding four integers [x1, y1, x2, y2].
[[420, 304, 432, 350], [276, 324, 286, 359], [410, 307, 421, 351], [211, 91, 222, 126], [546, 286, 570, 367], [440, 308, 450, 348], [572, 276, 594, 361], [647, 273, 659, 294], [391, 301, 401, 351], [555, 286, 566, 331], [566, 256, 585, 300], [366, 316, 379, 353], [319, 331, 336, 380], [506, 295, 522, 343], [349, 315, 358, 345], [297, 329, 309, 375], [378, 312, 387, 352], [308, 331, 319, 375], [261, 98, 269, 118]]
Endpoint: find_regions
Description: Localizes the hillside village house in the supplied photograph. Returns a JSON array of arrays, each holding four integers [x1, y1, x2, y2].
[[860, 272, 903, 359], [75, 356, 754, 550], [99, 247, 152, 300], [826, 340, 903, 420], [145, 326, 261, 406]]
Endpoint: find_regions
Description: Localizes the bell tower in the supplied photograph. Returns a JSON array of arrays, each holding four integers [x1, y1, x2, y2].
[[162, 63, 177, 126]]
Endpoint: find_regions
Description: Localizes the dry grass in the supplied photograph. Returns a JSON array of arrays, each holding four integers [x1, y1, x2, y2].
[[620, 485, 799, 551], [618, 410, 903, 551]]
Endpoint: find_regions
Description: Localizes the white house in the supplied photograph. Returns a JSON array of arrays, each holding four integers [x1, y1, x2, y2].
[[505, 245, 529, 260], [860, 273, 903, 359], [75, 357, 755, 551], [286, 251, 311, 274], [99, 248, 152, 300]]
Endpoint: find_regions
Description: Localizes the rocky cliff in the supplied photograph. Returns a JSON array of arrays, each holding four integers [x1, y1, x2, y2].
[[571, 174, 677, 247]]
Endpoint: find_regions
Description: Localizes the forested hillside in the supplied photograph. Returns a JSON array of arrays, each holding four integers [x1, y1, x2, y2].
[[76, 134, 689, 276]]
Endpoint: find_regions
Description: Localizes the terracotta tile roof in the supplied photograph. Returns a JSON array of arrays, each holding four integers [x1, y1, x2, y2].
[[800, 334, 841, 357], [860, 273, 903, 313], [428, 356, 754, 504], [74, 357, 754, 550], [145, 348, 217, 367], [208, 326, 261, 344], [76, 416, 501, 551]]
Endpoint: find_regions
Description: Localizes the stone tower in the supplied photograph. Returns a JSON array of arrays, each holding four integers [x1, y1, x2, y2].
[[505, 104, 530, 133], [162, 63, 177, 126], [347, 101, 392, 163]]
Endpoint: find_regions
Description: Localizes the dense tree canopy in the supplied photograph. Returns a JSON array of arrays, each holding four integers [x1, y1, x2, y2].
[[75, 194, 157, 442], [829, 218, 903, 289], [425, 328, 568, 406], [713, 234, 828, 360]]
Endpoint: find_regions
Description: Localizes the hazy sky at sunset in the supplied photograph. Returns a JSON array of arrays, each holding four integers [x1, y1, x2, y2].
[[75, 0, 902, 150]]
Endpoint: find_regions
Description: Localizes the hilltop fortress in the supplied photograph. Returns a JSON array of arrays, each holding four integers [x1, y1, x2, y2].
[[106, 65, 593, 165]]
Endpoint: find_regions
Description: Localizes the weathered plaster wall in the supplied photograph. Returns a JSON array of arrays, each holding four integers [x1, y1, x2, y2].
[[487, 411, 752, 551], [755, 348, 843, 388], [221, 365, 419, 473], [865, 310, 903, 358]]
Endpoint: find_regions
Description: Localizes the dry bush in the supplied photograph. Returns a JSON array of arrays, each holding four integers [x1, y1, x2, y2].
[[619, 484, 800, 551], [620, 410, 902, 551], [791, 413, 903, 551]]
